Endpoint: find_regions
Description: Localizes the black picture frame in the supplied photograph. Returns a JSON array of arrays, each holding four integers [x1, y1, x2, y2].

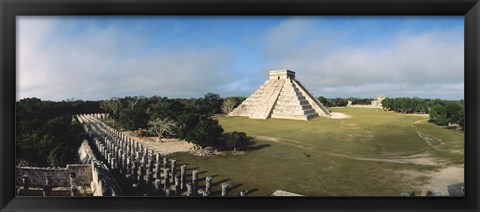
[[1, 0, 479, 211]]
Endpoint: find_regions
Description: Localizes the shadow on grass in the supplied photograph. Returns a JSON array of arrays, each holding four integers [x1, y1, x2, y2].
[[242, 142, 271, 152], [247, 188, 259, 195], [230, 183, 243, 190], [211, 178, 230, 187], [186, 167, 199, 171]]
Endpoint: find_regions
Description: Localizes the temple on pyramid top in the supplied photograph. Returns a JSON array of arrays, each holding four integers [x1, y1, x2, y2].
[[269, 70, 295, 80], [229, 70, 331, 121]]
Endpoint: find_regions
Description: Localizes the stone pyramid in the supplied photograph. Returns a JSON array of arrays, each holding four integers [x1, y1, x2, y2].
[[229, 70, 331, 120]]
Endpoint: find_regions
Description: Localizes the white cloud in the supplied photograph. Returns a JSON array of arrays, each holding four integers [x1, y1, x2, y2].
[[263, 18, 464, 100], [17, 17, 237, 101]]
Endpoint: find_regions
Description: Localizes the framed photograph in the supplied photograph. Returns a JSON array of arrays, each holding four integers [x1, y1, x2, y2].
[[1, 0, 479, 211]]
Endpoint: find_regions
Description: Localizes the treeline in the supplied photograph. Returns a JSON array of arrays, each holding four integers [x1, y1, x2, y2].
[[317, 96, 374, 107], [16, 94, 249, 167], [16, 98, 103, 167], [381, 97, 464, 130], [100, 93, 246, 149]]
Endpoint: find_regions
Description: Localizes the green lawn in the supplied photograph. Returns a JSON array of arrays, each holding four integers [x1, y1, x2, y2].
[[169, 108, 464, 196]]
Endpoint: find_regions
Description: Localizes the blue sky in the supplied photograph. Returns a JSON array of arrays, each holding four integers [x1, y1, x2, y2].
[[17, 16, 464, 101]]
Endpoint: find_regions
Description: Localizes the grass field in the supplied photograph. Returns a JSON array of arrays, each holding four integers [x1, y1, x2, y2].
[[169, 107, 464, 196]]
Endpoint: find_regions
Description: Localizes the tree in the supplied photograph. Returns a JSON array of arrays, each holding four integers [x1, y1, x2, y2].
[[100, 98, 121, 127], [198, 93, 222, 115], [429, 104, 448, 125], [221, 98, 237, 114], [225, 131, 248, 152], [317, 96, 329, 106], [445, 102, 462, 125], [188, 117, 224, 148], [148, 118, 178, 142]]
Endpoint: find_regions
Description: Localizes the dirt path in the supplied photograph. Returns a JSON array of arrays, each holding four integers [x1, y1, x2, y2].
[[121, 131, 195, 155], [420, 165, 464, 195], [330, 112, 352, 119], [254, 134, 438, 166]]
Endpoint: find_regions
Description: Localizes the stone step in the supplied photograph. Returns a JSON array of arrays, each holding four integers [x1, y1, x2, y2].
[[277, 95, 306, 101], [272, 104, 312, 111], [275, 99, 310, 105], [272, 108, 316, 116], [270, 113, 319, 121], [280, 88, 303, 95]]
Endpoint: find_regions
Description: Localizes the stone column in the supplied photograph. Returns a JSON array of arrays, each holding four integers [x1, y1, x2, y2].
[[180, 165, 186, 191], [154, 179, 162, 196], [107, 152, 112, 165], [126, 157, 132, 175], [163, 157, 168, 169], [111, 157, 117, 170], [135, 151, 141, 163], [132, 161, 138, 182], [42, 176, 52, 196], [221, 183, 229, 197], [163, 168, 170, 190], [186, 182, 193, 196], [126, 145, 131, 157], [165, 188, 172, 197], [124, 174, 133, 195], [202, 190, 210, 196], [154, 160, 161, 180], [155, 154, 161, 168], [121, 153, 127, 173], [70, 173, 78, 196], [138, 170, 146, 195], [205, 176, 212, 193], [191, 170, 198, 196], [114, 146, 119, 159], [174, 175, 181, 196], [240, 190, 248, 196], [145, 172, 153, 196], [170, 160, 176, 183]]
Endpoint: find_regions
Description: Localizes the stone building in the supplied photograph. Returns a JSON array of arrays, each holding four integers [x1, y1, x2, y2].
[[347, 96, 385, 108], [229, 70, 330, 120]]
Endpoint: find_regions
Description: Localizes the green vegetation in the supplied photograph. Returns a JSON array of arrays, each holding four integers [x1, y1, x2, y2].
[[317, 96, 373, 107], [100, 94, 227, 148], [16, 98, 102, 167], [170, 107, 464, 196], [381, 97, 464, 130]]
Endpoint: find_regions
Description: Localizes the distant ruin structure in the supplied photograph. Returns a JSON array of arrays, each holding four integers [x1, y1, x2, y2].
[[229, 70, 331, 120], [347, 96, 385, 108]]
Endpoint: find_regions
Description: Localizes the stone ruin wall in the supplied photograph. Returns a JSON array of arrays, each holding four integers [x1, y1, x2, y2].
[[16, 139, 121, 196], [347, 96, 385, 109], [16, 164, 92, 187]]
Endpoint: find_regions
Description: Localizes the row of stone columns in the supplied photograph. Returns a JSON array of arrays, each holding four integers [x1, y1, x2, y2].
[[76, 114, 241, 196]]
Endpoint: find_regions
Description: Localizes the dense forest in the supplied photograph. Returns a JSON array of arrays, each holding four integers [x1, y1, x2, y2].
[[16, 98, 102, 167]]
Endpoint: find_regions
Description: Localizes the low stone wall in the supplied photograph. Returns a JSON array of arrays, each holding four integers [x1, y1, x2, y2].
[[16, 164, 92, 187]]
